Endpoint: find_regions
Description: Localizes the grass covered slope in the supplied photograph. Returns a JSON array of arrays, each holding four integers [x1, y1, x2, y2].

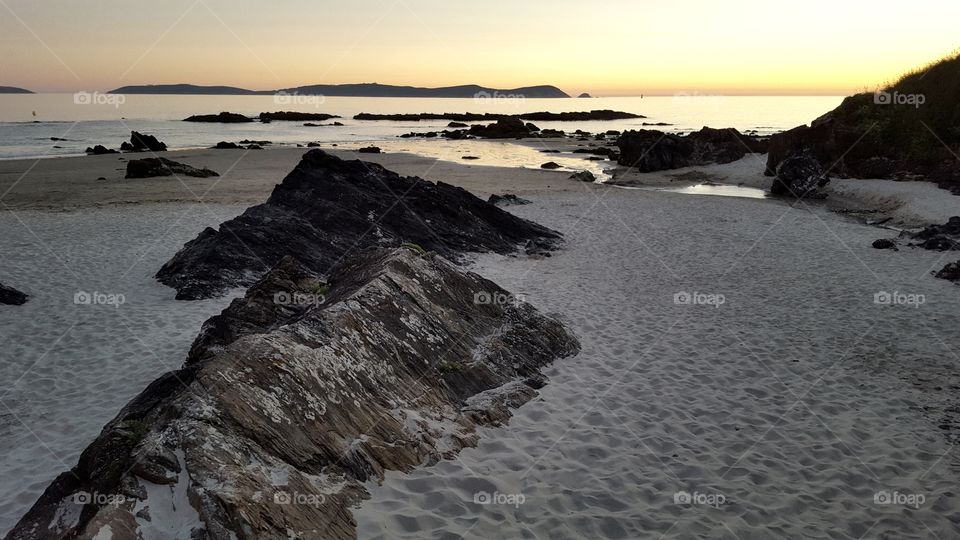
[[767, 51, 960, 191]]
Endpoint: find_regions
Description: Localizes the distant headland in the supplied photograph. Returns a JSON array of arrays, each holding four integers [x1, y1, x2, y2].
[[108, 83, 570, 98], [0, 86, 33, 94]]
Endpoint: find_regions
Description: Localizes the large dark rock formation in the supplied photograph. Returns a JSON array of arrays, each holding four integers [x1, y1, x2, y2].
[[125, 158, 219, 179], [119, 131, 167, 152], [183, 112, 253, 123], [6, 248, 580, 540], [469, 118, 534, 139], [156, 150, 562, 300], [0, 283, 28, 305], [911, 216, 960, 251], [617, 127, 768, 172], [259, 112, 341, 122], [770, 151, 830, 199], [765, 53, 960, 193], [354, 110, 643, 122]]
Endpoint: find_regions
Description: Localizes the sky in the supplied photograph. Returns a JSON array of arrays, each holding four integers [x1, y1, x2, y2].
[[1, 0, 958, 96]]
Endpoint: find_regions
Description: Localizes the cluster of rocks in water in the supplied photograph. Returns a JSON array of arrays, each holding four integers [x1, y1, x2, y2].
[[354, 110, 643, 122], [156, 149, 563, 300], [0, 283, 28, 305], [616, 127, 768, 171], [125, 157, 219, 179], [85, 131, 168, 155], [183, 111, 343, 123], [8, 149, 580, 540]]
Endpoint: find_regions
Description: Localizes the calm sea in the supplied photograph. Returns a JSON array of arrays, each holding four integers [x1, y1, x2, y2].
[[0, 94, 843, 160]]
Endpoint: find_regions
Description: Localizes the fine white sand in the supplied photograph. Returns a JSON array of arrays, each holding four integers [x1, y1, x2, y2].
[[0, 204, 246, 534], [354, 186, 960, 539]]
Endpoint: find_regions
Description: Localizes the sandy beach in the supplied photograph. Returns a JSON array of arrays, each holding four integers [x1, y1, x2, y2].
[[1, 144, 958, 537]]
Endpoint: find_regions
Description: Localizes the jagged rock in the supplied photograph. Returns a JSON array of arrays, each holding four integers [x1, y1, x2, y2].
[[470, 118, 532, 139], [84, 145, 118, 155], [617, 127, 767, 172], [306, 142, 322, 147], [7, 248, 580, 540], [910, 217, 960, 251], [936, 260, 960, 282], [541, 162, 562, 170], [0, 283, 28, 305], [539, 129, 565, 138], [125, 158, 219, 179], [183, 112, 253, 123], [488, 194, 532, 206], [525, 122, 541, 132], [448, 121, 468, 128], [212, 141, 244, 150], [119, 131, 167, 152], [259, 112, 340, 122], [872, 239, 898, 250], [771, 151, 830, 199], [156, 150, 562, 300], [357, 146, 381, 154], [570, 171, 597, 183]]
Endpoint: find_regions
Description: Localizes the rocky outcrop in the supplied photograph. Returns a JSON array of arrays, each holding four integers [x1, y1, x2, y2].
[[470, 118, 534, 139], [354, 110, 643, 122], [357, 146, 381, 154], [0, 283, 28, 305], [183, 112, 253, 123], [770, 151, 830, 199], [84, 145, 118, 155], [119, 131, 167, 152], [156, 150, 562, 300], [125, 158, 219, 179], [910, 216, 960, 251], [6, 248, 580, 540], [570, 171, 597, 183], [936, 261, 960, 282], [259, 112, 341, 122], [541, 161, 562, 170], [617, 127, 767, 172]]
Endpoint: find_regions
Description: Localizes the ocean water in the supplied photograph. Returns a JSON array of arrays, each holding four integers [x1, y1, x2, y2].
[[0, 95, 843, 160]]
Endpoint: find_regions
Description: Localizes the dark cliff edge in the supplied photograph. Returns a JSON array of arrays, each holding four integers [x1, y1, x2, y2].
[[6, 248, 580, 540], [156, 149, 562, 300]]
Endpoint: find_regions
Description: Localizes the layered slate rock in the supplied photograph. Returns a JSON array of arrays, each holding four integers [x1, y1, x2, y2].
[[0, 283, 28, 305], [125, 158, 219, 179], [156, 150, 562, 300], [617, 127, 768, 172], [7, 248, 580, 540]]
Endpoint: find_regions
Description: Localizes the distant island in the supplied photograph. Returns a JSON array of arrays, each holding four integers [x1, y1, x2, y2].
[[109, 83, 570, 98], [0, 86, 33, 94]]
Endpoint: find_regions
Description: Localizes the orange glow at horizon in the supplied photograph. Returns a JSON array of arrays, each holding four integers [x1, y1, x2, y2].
[[1, 0, 957, 96]]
